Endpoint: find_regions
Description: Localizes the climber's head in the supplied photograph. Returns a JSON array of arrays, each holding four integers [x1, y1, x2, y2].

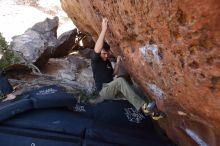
[[100, 42, 110, 61]]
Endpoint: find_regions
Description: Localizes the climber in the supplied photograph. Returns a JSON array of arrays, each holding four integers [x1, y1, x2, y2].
[[0, 69, 16, 101], [90, 18, 164, 120]]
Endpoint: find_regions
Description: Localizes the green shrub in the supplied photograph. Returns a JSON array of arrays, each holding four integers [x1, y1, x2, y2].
[[0, 33, 20, 68]]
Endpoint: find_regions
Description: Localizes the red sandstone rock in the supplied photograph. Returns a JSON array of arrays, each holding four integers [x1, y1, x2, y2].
[[60, 0, 220, 145]]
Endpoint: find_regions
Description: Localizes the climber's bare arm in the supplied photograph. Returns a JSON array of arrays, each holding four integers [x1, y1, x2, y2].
[[94, 18, 108, 53]]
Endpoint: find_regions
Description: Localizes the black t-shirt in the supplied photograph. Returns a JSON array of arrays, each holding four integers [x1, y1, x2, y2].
[[91, 51, 113, 91]]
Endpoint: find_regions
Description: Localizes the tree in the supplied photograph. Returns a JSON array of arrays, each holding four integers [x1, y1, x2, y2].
[[0, 33, 20, 68]]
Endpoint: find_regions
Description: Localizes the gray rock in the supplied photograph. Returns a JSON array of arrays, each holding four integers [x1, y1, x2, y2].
[[82, 34, 95, 48], [76, 67, 95, 94], [79, 48, 93, 59], [41, 56, 95, 94], [42, 58, 75, 80], [58, 69, 75, 81], [52, 29, 78, 58], [68, 56, 88, 70], [10, 17, 59, 67]]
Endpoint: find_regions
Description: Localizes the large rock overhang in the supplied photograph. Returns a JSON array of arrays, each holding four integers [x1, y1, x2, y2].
[[60, 0, 220, 145]]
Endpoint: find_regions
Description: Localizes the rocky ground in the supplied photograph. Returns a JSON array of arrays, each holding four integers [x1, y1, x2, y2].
[[0, 0, 92, 99], [3, 16, 96, 101], [0, 4, 96, 103]]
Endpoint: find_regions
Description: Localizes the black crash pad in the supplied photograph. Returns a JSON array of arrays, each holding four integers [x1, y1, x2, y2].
[[0, 85, 173, 146], [0, 85, 77, 122]]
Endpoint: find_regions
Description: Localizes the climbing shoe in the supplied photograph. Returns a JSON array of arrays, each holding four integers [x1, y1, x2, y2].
[[151, 111, 166, 120], [141, 100, 156, 115]]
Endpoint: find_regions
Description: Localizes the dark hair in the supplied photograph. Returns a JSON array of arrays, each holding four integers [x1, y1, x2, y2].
[[102, 42, 110, 51]]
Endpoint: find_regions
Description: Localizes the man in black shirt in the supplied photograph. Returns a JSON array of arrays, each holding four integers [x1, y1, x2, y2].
[[91, 18, 164, 120], [91, 43, 114, 91]]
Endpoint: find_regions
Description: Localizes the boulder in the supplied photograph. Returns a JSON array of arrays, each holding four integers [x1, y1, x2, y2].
[[52, 29, 78, 58], [79, 48, 93, 59], [60, 0, 220, 145], [76, 67, 95, 94], [68, 56, 95, 94], [10, 17, 59, 67], [82, 34, 95, 49], [67, 55, 88, 70], [42, 56, 95, 94]]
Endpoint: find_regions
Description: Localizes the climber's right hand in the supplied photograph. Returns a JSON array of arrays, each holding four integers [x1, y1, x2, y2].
[[102, 17, 108, 32]]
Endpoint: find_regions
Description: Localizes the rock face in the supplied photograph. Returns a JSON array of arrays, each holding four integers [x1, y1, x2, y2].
[[60, 0, 220, 145]]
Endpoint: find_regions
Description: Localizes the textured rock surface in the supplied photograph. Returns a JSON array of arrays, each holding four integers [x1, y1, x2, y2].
[[10, 17, 79, 68], [52, 29, 78, 58], [61, 0, 220, 145], [10, 17, 59, 67], [42, 56, 95, 94]]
